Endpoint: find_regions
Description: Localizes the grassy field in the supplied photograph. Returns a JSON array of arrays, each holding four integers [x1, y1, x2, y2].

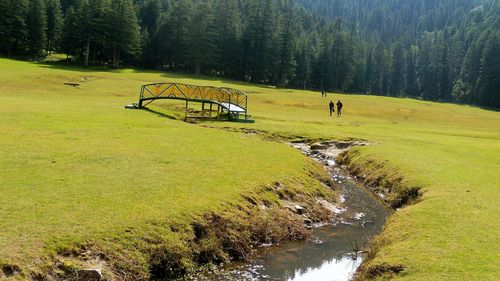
[[0, 58, 499, 280]]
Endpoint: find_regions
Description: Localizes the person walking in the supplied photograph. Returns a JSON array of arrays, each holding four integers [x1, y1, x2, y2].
[[329, 101, 335, 116], [336, 100, 343, 117]]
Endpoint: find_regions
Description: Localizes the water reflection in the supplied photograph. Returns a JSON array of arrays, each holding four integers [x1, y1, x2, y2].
[[287, 257, 362, 281]]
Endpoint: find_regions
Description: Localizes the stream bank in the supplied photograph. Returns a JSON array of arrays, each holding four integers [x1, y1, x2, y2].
[[190, 141, 391, 281]]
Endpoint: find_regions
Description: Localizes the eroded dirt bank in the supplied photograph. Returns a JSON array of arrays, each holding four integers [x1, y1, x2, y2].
[[183, 137, 423, 281], [188, 140, 392, 281], [297, 140, 422, 280]]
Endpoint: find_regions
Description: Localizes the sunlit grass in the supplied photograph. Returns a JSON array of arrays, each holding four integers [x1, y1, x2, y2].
[[0, 58, 499, 280]]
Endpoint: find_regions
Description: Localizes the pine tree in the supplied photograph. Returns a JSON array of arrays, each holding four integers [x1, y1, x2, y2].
[[214, 0, 241, 78], [315, 29, 334, 91], [244, 0, 278, 83], [0, 0, 29, 55], [405, 45, 418, 97], [417, 35, 434, 99], [138, 0, 160, 34], [330, 18, 344, 90], [365, 47, 375, 93], [107, 0, 140, 68], [27, 0, 47, 56], [46, 0, 63, 55], [349, 42, 367, 92], [187, 1, 217, 74], [372, 42, 387, 95], [461, 40, 483, 103], [390, 42, 406, 96], [337, 24, 357, 91], [78, 0, 110, 66], [478, 32, 500, 106], [164, 0, 193, 69], [61, 6, 80, 58], [276, 1, 298, 86], [294, 37, 315, 90]]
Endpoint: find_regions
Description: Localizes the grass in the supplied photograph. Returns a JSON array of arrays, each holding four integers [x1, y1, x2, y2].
[[0, 59, 329, 279], [1, 58, 499, 280]]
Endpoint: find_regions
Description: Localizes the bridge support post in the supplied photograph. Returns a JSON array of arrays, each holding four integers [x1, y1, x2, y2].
[[185, 100, 188, 121]]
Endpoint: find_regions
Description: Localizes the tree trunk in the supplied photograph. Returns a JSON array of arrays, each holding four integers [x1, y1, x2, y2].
[[47, 40, 51, 56], [112, 47, 117, 69], [84, 40, 90, 67], [92, 45, 97, 66], [112, 47, 121, 69], [116, 50, 120, 69]]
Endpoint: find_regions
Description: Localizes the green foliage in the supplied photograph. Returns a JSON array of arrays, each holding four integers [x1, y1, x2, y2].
[[107, 0, 140, 68], [296, 0, 500, 106], [45, 0, 63, 54], [1, 0, 498, 106], [60, 6, 80, 56], [478, 31, 500, 106], [0, 0, 28, 55], [213, 0, 241, 77], [27, 0, 47, 56]]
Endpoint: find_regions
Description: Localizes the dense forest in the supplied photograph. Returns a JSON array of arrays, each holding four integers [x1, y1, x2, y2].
[[0, 0, 498, 107]]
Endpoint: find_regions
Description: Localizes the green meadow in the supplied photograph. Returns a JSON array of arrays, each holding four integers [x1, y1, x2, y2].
[[0, 58, 499, 280]]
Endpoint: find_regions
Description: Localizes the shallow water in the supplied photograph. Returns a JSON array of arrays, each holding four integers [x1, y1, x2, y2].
[[197, 143, 390, 281]]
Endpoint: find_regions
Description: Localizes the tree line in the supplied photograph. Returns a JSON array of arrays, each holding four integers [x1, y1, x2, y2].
[[297, 0, 500, 107], [0, 0, 498, 107]]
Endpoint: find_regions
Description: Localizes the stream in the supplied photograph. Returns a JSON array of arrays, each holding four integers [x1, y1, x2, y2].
[[195, 142, 390, 281]]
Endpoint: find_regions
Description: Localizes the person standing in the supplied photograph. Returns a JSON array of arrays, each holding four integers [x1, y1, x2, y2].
[[329, 101, 335, 116], [336, 100, 343, 117]]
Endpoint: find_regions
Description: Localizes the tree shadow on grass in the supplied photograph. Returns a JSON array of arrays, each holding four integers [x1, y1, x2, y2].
[[140, 107, 177, 120], [36, 61, 113, 73], [34, 61, 277, 93]]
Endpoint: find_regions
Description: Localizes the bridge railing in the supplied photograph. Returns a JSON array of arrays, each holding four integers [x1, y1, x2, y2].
[[139, 83, 248, 112], [221, 87, 248, 112]]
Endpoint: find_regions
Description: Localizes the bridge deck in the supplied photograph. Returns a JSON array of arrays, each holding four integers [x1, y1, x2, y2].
[[219, 102, 246, 113]]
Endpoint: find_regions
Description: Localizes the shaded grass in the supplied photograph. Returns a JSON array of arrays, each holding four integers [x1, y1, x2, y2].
[[0, 58, 499, 280]]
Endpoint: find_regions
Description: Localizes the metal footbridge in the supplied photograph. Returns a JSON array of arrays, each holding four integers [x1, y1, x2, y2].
[[129, 83, 250, 121]]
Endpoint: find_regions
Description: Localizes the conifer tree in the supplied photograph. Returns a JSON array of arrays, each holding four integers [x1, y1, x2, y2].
[[164, 0, 192, 69], [276, 1, 298, 86], [0, 0, 29, 55], [27, 0, 47, 56], [390, 42, 406, 96], [78, 0, 109, 66], [461, 40, 483, 103], [46, 0, 63, 54], [138, 0, 160, 34], [214, 0, 241, 78], [478, 32, 500, 106], [405, 46, 418, 97], [187, 1, 217, 74], [61, 6, 80, 57], [107, 0, 140, 68]]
